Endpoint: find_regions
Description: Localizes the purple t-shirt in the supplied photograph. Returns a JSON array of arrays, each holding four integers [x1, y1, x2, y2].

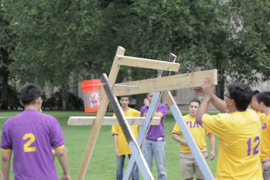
[[1, 109, 65, 180], [140, 103, 167, 141]]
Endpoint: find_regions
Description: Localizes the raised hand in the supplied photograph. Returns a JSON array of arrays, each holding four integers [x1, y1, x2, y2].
[[191, 87, 204, 96], [202, 76, 214, 100]]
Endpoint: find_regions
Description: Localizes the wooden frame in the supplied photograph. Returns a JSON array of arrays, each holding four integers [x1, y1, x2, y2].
[[68, 116, 161, 126], [70, 46, 217, 180]]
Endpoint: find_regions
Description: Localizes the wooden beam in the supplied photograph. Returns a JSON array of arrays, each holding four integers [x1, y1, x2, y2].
[[116, 55, 180, 72], [77, 46, 125, 180], [68, 116, 161, 126], [113, 69, 217, 96]]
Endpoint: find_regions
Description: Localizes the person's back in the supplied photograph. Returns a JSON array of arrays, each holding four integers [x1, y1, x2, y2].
[[1, 83, 70, 180], [2, 110, 63, 179], [203, 110, 261, 179], [192, 78, 262, 180]]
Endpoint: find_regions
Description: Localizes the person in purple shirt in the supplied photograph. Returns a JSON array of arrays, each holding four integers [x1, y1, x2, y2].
[[140, 92, 167, 180], [1, 83, 70, 180]]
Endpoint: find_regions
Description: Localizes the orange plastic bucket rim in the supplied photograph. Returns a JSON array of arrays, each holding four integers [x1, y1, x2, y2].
[[81, 79, 101, 89]]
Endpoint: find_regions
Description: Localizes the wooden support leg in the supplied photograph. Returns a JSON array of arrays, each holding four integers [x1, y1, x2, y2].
[[123, 53, 176, 180], [76, 46, 125, 180], [163, 91, 215, 180], [101, 73, 154, 180]]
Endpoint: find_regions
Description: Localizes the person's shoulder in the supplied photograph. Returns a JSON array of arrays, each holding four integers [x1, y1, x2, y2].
[[140, 106, 147, 111], [2, 111, 25, 127], [39, 113, 60, 125], [129, 107, 138, 112], [158, 103, 166, 108], [184, 114, 194, 120]]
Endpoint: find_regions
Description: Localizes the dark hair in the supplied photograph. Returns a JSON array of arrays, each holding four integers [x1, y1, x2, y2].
[[227, 83, 252, 111], [252, 90, 260, 97], [120, 95, 130, 100], [19, 83, 42, 105], [189, 99, 201, 105], [257, 91, 270, 107]]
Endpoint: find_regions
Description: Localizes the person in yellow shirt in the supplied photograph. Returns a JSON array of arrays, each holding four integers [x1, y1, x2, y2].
[[191, 77, 263, 180], [172, 99, 215, 180], [250, 90, 265, 124], [111, 96, 140, 180], [257, 91, 270, 179]]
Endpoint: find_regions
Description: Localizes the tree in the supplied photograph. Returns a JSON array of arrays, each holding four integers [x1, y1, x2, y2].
[[0, 9, 16, 109]]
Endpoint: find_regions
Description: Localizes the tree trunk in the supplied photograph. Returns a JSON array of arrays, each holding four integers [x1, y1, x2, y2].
[[62, 84, 68, 110], [1, 70, 8, 110], [216, 69, 225, 100]]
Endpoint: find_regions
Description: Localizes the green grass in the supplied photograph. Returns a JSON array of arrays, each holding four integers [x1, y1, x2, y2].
[[0, 110, 219, 180]]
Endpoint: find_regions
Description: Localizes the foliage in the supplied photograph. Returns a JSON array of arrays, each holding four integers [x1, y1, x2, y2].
[[42, 90, 83, 110], [1, 0, 270, 95], [0, 84, 22, 110]]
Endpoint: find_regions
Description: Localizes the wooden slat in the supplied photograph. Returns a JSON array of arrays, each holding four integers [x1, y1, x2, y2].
[[116, 55, 180, 72], [113, 69, 218, 96], [77, 46, 125, 180], [68, 116, 161, 126]]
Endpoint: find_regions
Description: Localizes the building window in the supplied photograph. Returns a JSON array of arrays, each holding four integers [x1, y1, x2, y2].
[[171, 90, 177, 97]]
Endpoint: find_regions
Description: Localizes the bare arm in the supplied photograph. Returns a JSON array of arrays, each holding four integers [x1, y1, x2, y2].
[[55, 148, 70, 180], [113, 135, 119, 156], [210, 94, 228, 113], [2, 151, 12, 180], [196, 77, 214, 125], [191, 86, 228, 113], [172, 134, 187, 145], [208, 133, 216, 160]]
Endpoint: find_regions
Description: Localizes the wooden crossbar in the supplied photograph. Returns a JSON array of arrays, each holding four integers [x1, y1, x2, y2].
[[116, 55, 180, 71], [68, 116, 161, 126], [113, 69, 217, 96]]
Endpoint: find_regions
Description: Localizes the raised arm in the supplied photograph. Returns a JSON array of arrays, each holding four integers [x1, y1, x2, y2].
[[196, 77, 214, 125], [191, 81, 228, 113], [210, 94, 228, 113]]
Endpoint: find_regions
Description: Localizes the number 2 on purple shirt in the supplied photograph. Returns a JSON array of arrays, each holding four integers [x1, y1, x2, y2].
[[246, 136, 260, 156], [23, 133, 36, 152]]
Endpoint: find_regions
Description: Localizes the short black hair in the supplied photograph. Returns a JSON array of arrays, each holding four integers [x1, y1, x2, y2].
[[257, 91, 270, 107], [189, 99, 201, 105], [19, 83, 42, 105], [227, 83, 252, 111], [119, 95, 130, 100], [252, 90, 260, 97]]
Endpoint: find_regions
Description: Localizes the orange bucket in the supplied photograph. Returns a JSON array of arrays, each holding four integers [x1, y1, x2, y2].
[[81, 79, 103, 113]]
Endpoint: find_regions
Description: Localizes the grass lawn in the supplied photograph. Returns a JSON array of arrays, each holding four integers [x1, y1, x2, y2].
[[0, 110, 219, 180]]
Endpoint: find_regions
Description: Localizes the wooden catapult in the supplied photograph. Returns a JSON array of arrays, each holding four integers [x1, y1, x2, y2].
[[68, 46, 217, 180]]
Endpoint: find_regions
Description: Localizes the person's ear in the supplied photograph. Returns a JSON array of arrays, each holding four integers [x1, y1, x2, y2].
[[20, 100, 24, 106], [230, 99, 235, 107], [37, 97, 42, 105]]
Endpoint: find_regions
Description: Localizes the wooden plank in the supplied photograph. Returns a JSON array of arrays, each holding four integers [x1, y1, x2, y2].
[[77, 46, 125, 180], [163, 91, 215, 180], [68, 116, 161, 126], [113, 69, 218, 96], [100, 73, 154, 180], [116, 55, 180, 72]]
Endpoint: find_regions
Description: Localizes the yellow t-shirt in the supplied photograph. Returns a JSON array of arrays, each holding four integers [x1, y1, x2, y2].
[[202, 109, 262, 180], [260, 113, 270, 162], [111, 108, 140, 155], [254, 110, 265, 124], [172, 114, 209, 153]]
